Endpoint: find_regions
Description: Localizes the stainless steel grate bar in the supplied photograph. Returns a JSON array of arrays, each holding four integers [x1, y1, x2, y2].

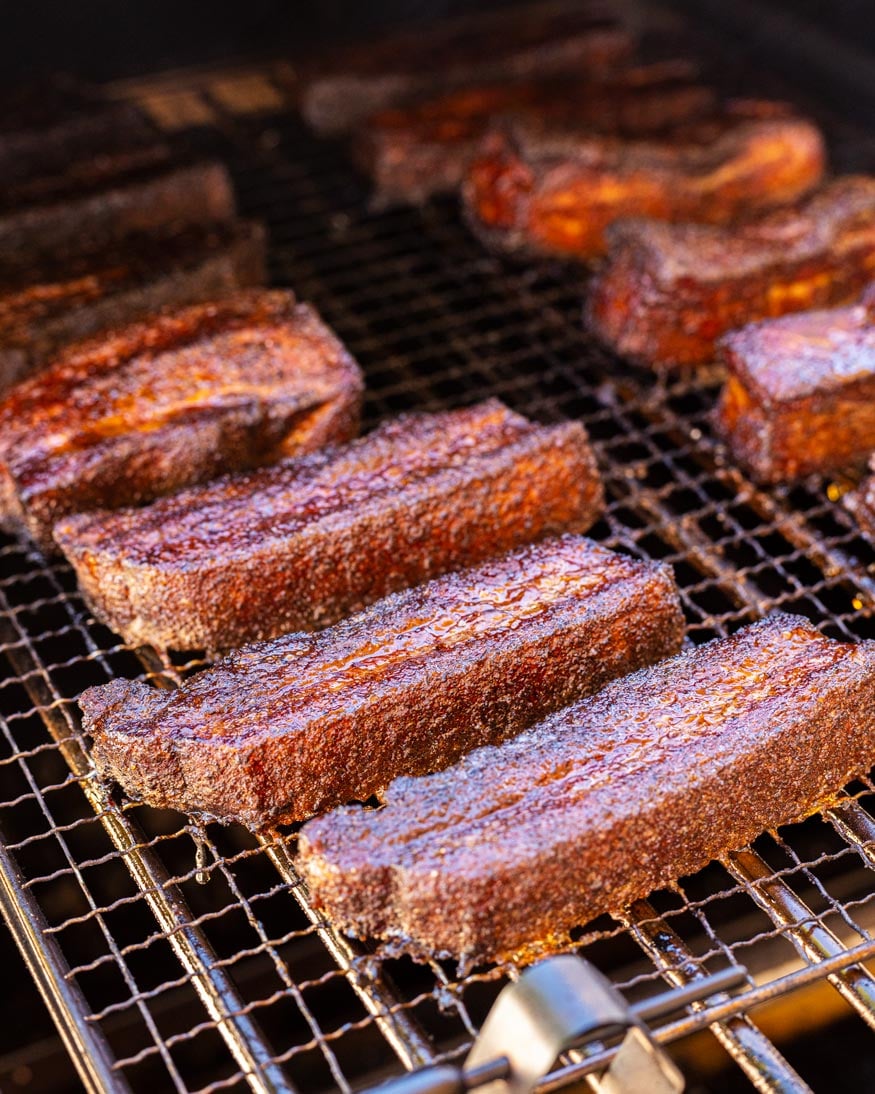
[[0, 588, 292, 1094], [724, 847, 875, 1029], [622, 899, 810, 1093]]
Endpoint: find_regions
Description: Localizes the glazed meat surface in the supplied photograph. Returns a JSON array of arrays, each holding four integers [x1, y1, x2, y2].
[[80, 535, 685, 826], [463, 102, 825, 260], [588, 176, 875, 367], [301, 2, 634, 135], [298, 614, 875, 966], [0, 220, 266, 389], [714, 297, 875, 482], [0, 290, 363, 550], [357, 61, 714, 207], [0, 158, 237, 258], [55, 400, 603, 651]]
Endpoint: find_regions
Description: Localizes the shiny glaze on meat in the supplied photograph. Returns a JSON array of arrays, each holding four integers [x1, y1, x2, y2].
[[0, 290, 363, 549], [79, 535, 684, 826], [298, 614, 875, 966], [588, 176, 875, 368], [714, 295, 875, 481], [0, 220, 265, 388], [357, 61, 714, 207], [464, 101, 825, 260], [55, 400, 603, 650]]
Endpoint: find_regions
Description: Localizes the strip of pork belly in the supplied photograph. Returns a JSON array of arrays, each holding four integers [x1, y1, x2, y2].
[[0, 290, 363, 550], [0, 220, 265, 389], [463, 102, 825, 260], [301, 2, 635, 135], [0, 158, 237, 257], [54, 400, 603, 651], [714, 297, 875, 482], [588, 176, 875, 368], [298, 614, 875, 966], [357, 61, 714, 208], [79, 535, 684, 827]]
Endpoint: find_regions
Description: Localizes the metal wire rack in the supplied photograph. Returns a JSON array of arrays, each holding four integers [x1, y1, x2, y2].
[[7, 14, 875, 1092]]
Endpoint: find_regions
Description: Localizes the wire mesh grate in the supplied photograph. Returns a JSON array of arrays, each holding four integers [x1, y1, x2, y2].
[[6, 20, 875, 1092]]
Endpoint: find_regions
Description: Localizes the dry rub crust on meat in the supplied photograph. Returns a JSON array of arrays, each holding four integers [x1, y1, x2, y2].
[[0, 220, 266, 390], [356, 61, 714, 208], [0, 157, 237, 258], [300, 1, 635, 136], [79, 535, 685, 827], [55, 400, 604, 652], [588, 176, 875, 368], [714, 293, 875, 482], [0, 290, 363, 551], [463, 101, 825, 260], [298, 614, 875, 967]]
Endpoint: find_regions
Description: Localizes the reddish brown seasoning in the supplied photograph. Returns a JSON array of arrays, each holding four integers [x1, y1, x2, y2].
[[55, 400, 603, 651], [357, 61, 714, 208], [0, 220, 265, 389], [79, 535, 684, 827], [298, 614, 875, 966], [0, 290, 363, 550], [463, 101, 825, 260], [588, 176, 875, 368], [714, 293, 875, 482]]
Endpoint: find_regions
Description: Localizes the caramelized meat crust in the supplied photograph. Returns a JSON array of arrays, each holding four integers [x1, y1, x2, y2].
[[588, 177, 875, 368], [0, 158, 237, 258], [301, 3, 635, 135], [0, 220, 266, 389], [298, 614, 875, 966], [463, 103, 825, 260], [0, 291, 363, 550], [357, 62, 714, 208], [713, 300, 875, 482], [79, 535, 685, 826], [55, 400, 603, 651]]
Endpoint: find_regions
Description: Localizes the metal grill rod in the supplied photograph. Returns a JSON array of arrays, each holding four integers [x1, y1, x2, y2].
[[0, 590, 292, 1094], [725, 847, 875, 1028], [133, 644, 439, 1075], [621, 900, 809, 1094]]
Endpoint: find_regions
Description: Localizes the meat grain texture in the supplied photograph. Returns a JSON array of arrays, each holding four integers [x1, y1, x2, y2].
[[464, 102, 825, 260], [299, 614, 875, 966], [56, 400, 603, 651], [588, 176, 875, 367], [714, 290, 875, 481], [0, 220, 266, 389], [0, 290, 363, 549], [80, 535, 685, 827]]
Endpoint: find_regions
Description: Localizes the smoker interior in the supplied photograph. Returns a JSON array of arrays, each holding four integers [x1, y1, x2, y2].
[[6, 5, 875, 1092]]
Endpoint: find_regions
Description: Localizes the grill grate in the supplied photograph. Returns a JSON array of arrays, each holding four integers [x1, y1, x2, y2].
[[6, 18, 875, 1092]]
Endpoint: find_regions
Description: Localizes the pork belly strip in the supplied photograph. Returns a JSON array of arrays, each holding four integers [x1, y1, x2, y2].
[[463, 103, 825, 260], [588, 177, 875, 368], [0, 290, 363, 550], [55, 400, 603, 651], [0, 79, 157, 190], [301, 2, 634, 136], [79, 535, 685, 826], [713, 298, 875, 482], [0, 220, 266, 389], [298, 614, 875, 966], [0, 158, 236, 257], [357, 61, 714, 208]]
